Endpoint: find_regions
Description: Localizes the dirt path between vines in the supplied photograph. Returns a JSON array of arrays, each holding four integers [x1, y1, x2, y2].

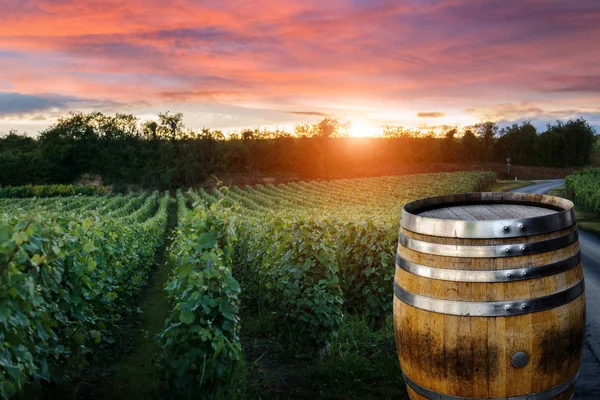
[[84, 198, 177, 399]]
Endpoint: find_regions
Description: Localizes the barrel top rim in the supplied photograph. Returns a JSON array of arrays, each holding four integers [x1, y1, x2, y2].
[[401, 192, 575, 238]]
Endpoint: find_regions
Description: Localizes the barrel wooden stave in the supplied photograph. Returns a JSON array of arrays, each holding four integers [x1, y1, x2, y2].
[[394, 262, 584, 302], [394, 297, 584, 398], [398, 241, 580, 272], [394, 192, 585, 400], [399, 225, 576, 246]]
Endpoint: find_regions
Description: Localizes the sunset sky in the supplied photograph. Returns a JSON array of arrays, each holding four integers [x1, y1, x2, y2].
[[1, 0, 599, 136]]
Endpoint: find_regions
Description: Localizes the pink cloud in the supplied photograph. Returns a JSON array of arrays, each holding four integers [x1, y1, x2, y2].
[[1, 0, 600, 132]]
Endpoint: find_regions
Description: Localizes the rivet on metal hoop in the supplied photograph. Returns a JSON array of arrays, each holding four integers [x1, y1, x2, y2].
[[503, 226, 509, 232], [505, 305, 511, 311], [505, 248, 510, 253], [506, 272, 512, 278], [519, 224, 525, 230], [521, 304, 528, 310], [522, 271, 528, 277], [520, 246, 526, 251]]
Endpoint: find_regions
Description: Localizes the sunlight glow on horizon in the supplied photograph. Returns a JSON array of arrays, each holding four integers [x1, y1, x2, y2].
[[348, 119, 382, 137]]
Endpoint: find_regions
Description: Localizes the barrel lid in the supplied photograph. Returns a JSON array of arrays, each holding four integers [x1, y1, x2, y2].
[[420, 203, 558, 220], [401, 192, 575, 238]]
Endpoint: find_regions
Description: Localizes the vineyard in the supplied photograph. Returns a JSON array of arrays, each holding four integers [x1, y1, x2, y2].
[[566, 168, 600, 217], [1, 171, 495, 399]]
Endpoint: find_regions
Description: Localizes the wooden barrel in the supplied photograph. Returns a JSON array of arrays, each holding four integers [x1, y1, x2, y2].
[[393, 192, 585, 400]]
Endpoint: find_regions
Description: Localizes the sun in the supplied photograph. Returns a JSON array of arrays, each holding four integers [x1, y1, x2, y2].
[[349, 119, 379, 137]]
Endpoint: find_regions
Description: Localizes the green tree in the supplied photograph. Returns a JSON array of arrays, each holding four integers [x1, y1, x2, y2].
[[442, 127, 458, 162], [381, 126, 420, 139], [495, 121, 537, 165], [293, 118, 349, 138], [536, 130, 564, 166], [158, 112, 185, 141], [472, 121, 497, 161], [460, 129, 479, 162], [546, 118, 596, 166]]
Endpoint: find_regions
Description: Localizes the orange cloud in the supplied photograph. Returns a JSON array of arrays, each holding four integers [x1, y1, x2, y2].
[[417, 112, 445, 118]]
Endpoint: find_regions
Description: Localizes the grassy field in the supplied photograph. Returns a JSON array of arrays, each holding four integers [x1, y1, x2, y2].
[[489, 179, 533, 192]]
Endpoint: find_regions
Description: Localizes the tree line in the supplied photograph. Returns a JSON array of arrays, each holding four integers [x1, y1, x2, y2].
[[0, 112, 596, 189]]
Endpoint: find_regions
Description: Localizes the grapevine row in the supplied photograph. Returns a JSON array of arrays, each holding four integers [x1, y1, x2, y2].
[[0, 193, 169, 398]]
